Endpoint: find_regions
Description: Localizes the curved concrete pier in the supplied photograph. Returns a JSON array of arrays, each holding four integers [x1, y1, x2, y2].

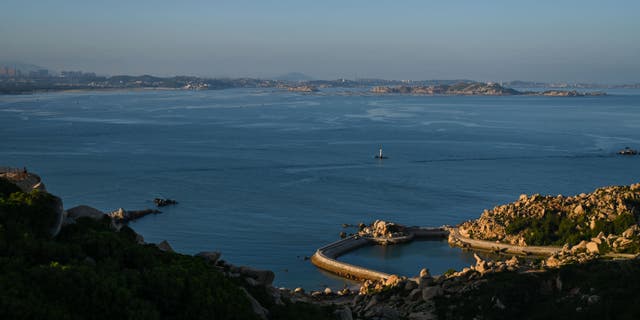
[[311, 236, 392, 281], [311, 227, 448, 281]]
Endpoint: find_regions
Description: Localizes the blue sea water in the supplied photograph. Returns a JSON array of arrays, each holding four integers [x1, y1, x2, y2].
[[2, 88, 640, 289]]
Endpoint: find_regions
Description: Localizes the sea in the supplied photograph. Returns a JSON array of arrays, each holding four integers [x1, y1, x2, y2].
[[2, 87, 640, 289]]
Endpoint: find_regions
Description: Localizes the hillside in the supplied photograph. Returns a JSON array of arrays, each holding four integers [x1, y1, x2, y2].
[[0, 176, 334, 320], [458, 183, 640, 254]]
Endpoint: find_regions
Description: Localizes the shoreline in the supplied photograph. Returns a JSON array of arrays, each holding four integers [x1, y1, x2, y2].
[[0, 85, 621, 97]]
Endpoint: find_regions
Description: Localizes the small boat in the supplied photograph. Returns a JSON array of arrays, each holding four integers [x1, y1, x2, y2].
[[618, 147, 638, 156], [374, 145, 388, 159]]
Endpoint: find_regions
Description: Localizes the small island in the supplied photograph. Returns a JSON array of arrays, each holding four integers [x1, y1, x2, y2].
[[372, 82, 608, 97]]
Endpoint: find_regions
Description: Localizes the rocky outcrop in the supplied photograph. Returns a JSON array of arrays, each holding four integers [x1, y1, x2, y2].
[[153, 198, 177, 207], [108, 208, 161, 223], [0, 169, 46, 192], [66, 205, 106, 221], [457, 183, 640, 255], [156, 240, 174, 252], [359, 220, 409, 239]]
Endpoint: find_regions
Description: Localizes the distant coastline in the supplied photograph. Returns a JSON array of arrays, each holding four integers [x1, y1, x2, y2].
[[1, 71, 637, 95]]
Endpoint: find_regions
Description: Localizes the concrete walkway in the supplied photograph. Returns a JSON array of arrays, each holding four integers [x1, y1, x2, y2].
[[448, 228, 639, 259], [448, 228, 562, 256]]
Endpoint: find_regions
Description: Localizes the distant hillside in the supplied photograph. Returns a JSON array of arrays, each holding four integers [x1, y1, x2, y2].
[[372, 82, 521, 96]]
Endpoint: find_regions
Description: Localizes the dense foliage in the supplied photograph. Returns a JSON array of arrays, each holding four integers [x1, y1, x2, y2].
[[0, 178, 332, 319], [505, 212, 638, 248]]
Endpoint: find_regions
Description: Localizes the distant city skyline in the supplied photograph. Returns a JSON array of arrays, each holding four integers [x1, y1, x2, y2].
[[1, 0, 639, 83]]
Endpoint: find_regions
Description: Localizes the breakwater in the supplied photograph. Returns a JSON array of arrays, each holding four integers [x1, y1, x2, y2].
[[310, 227, 448, 281]]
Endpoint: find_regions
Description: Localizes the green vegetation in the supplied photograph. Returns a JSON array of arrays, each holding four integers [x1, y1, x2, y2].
[[0, 178, 332, 319], [0, 188, 59, 238], [444, 268, 457, 276], [505, 212, 638, 247]]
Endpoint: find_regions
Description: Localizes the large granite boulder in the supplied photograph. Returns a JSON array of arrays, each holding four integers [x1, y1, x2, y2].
[[66, 205, 105, 220], [238, 266, 275, 286]]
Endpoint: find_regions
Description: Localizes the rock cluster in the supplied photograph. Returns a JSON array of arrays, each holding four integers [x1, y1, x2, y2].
[[458, 183, 640, 254], [348, 270, 440, 320], [359, 220, 407, 239], [344, 258, 524, 320], [108, 208, 161, 223]]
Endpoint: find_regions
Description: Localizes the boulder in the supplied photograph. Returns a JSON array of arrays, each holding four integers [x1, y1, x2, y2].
[[108, 208, 161, 222], [571, 241, 588, 254], [545, 256, 561, 268], [384, 274, 401, 287], [196, 251, 221, 264], [409, 288, 423, 301], [239, 266, 275, 286], [422, 286, 443, 301], [418, 276, 434, 288], [505, 256, 519, 268], [586, 242, 599, 254], [108, 208, 127, 220], [157, 240, 174, 252], [419, 268, 431, 278], [475, 261, 488, 274], [404, 280, 417, 291], [622, 226, 638, 238], [66, 205, 105, 220]]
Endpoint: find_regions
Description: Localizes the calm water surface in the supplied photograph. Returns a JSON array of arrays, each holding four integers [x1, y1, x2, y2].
[[1, 88, 640, 288]]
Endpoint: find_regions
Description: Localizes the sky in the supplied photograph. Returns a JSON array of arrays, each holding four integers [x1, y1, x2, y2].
[[1, 0, 639, 83]]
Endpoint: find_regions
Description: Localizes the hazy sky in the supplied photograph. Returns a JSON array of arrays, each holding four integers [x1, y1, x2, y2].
[[1, 0, 639, 82]]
